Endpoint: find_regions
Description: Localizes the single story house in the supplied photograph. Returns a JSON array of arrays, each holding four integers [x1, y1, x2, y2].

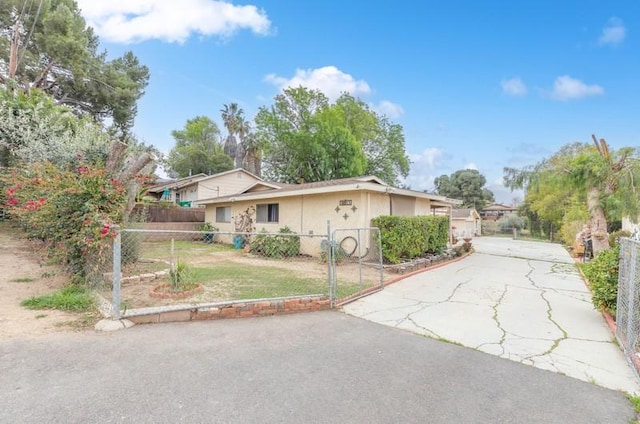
[[145, 169, 262, 207], [480, 203, 517, 221], [452, 208, 481, 237], [194, 175, 462, 256]]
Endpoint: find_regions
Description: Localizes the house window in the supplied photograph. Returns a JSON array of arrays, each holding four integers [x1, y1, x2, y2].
[[216, 206, 231, 223], [256, 203, 279, 223]]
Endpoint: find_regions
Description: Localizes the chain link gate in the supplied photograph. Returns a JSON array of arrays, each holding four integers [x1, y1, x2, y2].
[[329, 227, 384, 306]]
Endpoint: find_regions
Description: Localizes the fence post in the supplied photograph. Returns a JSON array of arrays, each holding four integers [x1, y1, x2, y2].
[[376, 228, 384, 288], [327, 220, 334, 307], [112, 227, 121, 320]]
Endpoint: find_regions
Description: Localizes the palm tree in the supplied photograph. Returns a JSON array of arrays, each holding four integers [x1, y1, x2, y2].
[[237, 117, 261, 176], [221, 103, 242, 166]]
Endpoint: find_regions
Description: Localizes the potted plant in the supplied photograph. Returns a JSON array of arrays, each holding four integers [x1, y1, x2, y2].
[[199, 222, 218, 243]]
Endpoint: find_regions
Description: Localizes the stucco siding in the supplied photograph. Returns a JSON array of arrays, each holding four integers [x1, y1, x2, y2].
[[390, 195, 415, 216], [452, 219, 480, 237], [198, 171, 259, 200], [202, 189, 396, 255], [368, 192, 392, 225], [415, 198, 432, 215]]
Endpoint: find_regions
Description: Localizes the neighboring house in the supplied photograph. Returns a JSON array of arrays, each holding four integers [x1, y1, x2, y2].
[[194, 175, 461, 255], [146, 169, 262, 207], [480, 203, 517, 221], [452, 208, 481, 237]]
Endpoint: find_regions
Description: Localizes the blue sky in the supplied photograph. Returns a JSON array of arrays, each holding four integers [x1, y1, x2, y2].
[[76, 0, 640, 203]]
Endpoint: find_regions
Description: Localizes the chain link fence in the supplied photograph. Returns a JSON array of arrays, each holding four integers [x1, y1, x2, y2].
[[331, 228, 383, 304], [93, 226, 385, 319], [617, 237, 640, 378]]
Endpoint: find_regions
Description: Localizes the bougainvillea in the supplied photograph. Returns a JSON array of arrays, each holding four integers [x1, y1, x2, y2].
[[2, 159, 127, 282]]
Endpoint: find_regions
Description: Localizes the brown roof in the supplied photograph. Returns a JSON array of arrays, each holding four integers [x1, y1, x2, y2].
[[194, 175, 460, 207], [452, 208, 473, 218]]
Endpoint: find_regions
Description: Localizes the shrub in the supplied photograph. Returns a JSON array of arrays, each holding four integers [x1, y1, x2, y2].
[[251, 226, 300, 258], [497, 214, 525, 232], [372, 215, 449, 264], [198, 222, 218, 244], [581, 245, 619, 315], [170, 259, 193, 292], [2, 161, 126, 282], [319, 239, 347, 264]]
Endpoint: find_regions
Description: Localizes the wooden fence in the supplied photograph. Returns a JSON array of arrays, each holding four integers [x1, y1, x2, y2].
[[131, 204, 205, 223]]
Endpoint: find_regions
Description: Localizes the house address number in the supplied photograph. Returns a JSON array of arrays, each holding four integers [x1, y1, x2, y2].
[[339, 199, 352, 206]]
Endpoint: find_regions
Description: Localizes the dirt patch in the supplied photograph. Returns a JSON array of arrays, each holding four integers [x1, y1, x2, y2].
[[0, 223, 98, 339]]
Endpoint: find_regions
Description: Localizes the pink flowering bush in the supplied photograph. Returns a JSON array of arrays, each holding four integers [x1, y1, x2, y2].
[[2, 159, 127, 282]]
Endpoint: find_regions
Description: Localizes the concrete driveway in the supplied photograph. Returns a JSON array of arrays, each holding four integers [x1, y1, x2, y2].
[[343, 236, 640, 394]]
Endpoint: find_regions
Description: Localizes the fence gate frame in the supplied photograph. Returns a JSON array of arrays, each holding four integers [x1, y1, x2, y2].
[[329, 225, 384, 307]]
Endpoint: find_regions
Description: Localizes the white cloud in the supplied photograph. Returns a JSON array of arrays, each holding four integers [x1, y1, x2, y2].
[[374, 100, 404, 118], [549, 75, 604, 101], [76, 0, 272, 44], [464, 163, 477, 170], [598, 17, 626, 46], [501, 77, 527, 96], [487, 181, 523, 206], [264, 66, 371, 101], [410, 147, 446, 170], [402, 148, 449, 190]]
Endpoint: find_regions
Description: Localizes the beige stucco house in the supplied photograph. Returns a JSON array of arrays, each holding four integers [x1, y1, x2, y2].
[[194, 175, 461, 255], [452, 208, 481, 237], [146, 169, 261, 207]]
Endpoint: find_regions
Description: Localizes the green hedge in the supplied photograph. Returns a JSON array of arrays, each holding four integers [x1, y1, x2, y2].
[[371, 215, 449, 264]]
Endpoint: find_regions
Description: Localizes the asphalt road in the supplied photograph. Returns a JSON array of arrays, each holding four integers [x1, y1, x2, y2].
[[0, 311, 634, 423]]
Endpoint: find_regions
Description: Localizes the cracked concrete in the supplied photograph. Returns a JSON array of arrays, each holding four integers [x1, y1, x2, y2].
[[342, 236, 640, 394]]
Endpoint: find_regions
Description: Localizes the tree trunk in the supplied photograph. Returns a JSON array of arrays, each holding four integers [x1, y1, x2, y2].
[[8, 24, 19, 78], [587, 186, 610, 255], [111, 147, 154, 223], [105, 141, 128, 175]]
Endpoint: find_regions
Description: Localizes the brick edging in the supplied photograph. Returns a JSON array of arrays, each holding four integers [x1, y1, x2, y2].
[[126, 295, 330, 324]]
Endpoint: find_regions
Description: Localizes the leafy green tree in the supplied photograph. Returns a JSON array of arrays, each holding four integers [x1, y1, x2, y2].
[[255, 87, 410, 185], [434, 169, 495, 209], [167, 116, 232, 177], [255, 87, 330, 183], [0, 0, 149, 136], [504, 137, 640, 255], [335, 94, 410, 186], [0, 87, 111, 167]]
